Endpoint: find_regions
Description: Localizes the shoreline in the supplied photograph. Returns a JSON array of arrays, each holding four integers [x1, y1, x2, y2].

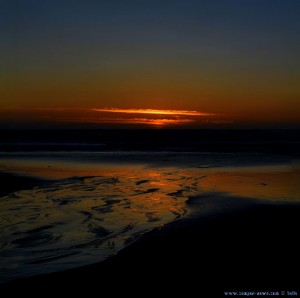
[[1, 192, 299, 295]]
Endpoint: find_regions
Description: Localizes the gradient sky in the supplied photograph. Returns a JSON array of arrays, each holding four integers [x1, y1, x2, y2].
[[1, 0, 300, 128]]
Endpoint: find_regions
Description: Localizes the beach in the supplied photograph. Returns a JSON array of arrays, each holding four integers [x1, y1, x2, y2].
[[0, 129, 299, 296], [2, 190, 299, 296]]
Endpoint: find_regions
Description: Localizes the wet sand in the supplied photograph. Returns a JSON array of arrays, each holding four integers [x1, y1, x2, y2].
[[0, 166, 195, 282], [1, 191, 299, 296], [0, 153, 299, 296]]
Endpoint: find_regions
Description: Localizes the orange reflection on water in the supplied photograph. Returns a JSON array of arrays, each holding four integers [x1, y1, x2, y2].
[[0, 160, 202, 280], [1, 157, 299, 282], [198, 165, 300, 201]]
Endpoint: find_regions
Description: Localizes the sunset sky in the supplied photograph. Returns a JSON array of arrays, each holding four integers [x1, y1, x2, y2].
[[1, 0, 300, 128]]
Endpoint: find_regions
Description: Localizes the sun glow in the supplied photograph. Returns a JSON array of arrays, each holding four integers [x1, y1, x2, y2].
[[93, 108, 214, 116], [0, 107, 222, 128], [127, 118, 195, 126], [77, 117, 195, 126]]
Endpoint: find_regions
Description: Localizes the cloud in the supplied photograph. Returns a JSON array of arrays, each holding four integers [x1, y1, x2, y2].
[[75, 117, 196, 126], [92, 108, 214, 117], [0, 106, 228, 128], [87, 107, 217, 126]]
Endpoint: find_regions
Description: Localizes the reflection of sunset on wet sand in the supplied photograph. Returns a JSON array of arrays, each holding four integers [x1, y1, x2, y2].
[[0, 153, 299, 284], [0, 161, 199, 282], [2, 158, 298, 202], [198, 165, 300, 201]]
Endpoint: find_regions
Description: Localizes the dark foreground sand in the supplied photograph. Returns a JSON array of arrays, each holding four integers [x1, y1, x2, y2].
[[1, 185, 299, 296], [0, 171, 49, 197]]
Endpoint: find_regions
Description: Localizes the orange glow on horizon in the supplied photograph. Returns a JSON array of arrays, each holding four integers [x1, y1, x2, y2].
[[93, 108, 214, 116], [77, 117, 195, 126], [0, 107, 230, 128], [137, 118, 195, 126]]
